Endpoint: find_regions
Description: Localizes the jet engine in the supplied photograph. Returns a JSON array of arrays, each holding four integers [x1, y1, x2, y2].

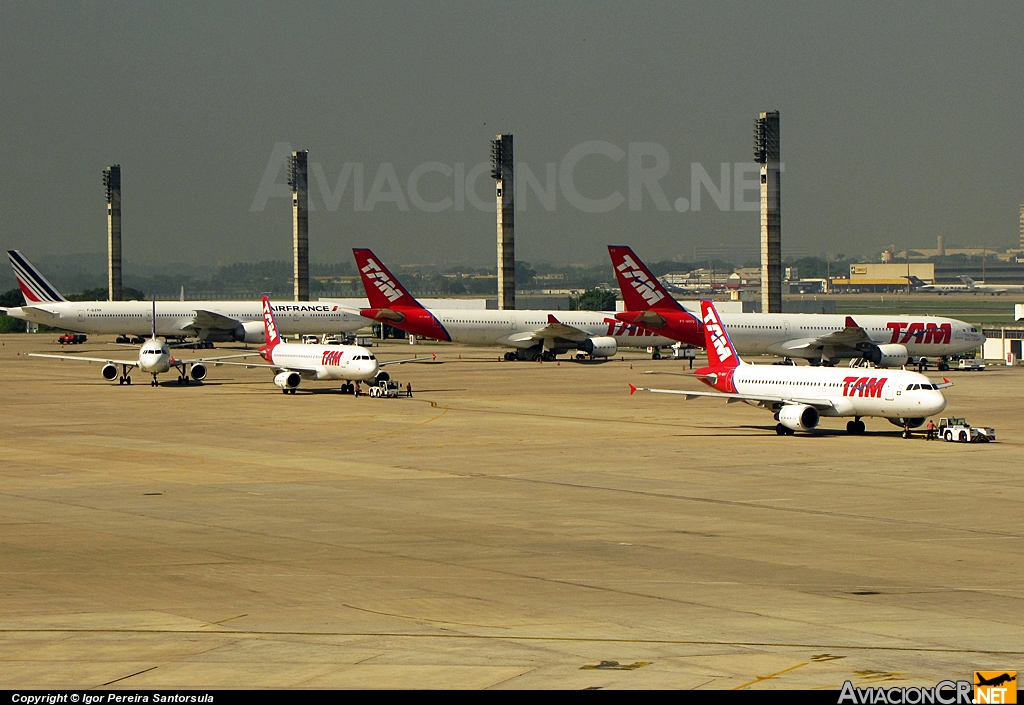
[[888, 417, 925, 429], [101, 363, 118, 381], [372, 371, 390, 385], [777, 404, 820, 432], [274, 371, 301, 390], [579, 336, 618, 358], [190, 363, 208, 381], [863, 344, 908, 368], [232, 321, 266, 344]]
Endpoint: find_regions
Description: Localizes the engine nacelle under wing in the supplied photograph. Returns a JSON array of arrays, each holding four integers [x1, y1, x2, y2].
[[234, 321, 266, 344], [190, 363, 208, 381], [888, 417, 926, 429], [101, 363, 118, 381], [579, 336, 617, 358], [274, 371, 301, 389], [863, 343, 908, 368], [778, 404, 820, 431]]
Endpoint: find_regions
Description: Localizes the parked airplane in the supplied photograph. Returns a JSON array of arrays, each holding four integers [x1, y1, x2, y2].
[[28, 300, 250, 386], [630, 300, 950, 436], [609, 246, 984, 367], [2, 250, 371, 344], [957, 275, 1024, 295], [903, 275, 970, 294], [221, 297, 431, 394], [353, 248, 676, 361]]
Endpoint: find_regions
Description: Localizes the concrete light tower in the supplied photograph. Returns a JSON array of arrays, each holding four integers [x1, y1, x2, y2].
[[288, 150, 309, 302], [754, 111, 781, 313], [103, 165, 122, 301], [491, 134, 515, 310]]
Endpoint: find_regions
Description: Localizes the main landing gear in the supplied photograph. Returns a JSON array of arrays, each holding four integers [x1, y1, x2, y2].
[[846, 418, 866, 435], [776, 423, 795, 436], [118, 375, 132, 385]]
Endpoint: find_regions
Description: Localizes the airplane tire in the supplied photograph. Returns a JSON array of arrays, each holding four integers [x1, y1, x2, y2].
[[846, 421, 856, 434], [126, 376, 131, 385], [856, 421, 865, 434], [652, 352, 661, 360], [776, 423, 787, 436]]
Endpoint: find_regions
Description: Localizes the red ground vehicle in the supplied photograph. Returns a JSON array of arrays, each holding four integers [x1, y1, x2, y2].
[[58, 333, 87, 344]]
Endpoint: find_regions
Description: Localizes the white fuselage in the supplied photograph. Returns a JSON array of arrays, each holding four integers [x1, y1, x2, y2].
[[266, 344, 380, 381], [5, 300, 370, 339], [427, 309, 677, 349], [715, 312, 983, 359], [728, 365, 947, 419]]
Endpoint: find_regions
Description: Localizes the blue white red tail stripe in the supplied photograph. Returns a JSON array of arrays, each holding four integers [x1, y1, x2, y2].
[[7, 250, 66, 303]]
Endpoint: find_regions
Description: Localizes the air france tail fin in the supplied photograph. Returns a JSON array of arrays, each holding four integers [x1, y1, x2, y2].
[[700, 300, 741, 369], [352, 248, 424, 310], [7, 250, 66, 304], [607, 245, 682, 312], [261, 296, 282, 350]]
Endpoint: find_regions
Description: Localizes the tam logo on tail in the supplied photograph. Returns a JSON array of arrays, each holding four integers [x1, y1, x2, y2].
[[262, 296, 281, 349], [701, 300, 739, 369], [616, 254, 665, 306], [361, 258, 403, 303], [607, 245, 681, 312]]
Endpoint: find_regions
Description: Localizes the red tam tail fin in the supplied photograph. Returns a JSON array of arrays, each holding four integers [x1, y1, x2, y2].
[[607, 245, 682, 312], [261, 296, 282, 350], [700, 300, 740, 369], [352, 248, 423, 310]]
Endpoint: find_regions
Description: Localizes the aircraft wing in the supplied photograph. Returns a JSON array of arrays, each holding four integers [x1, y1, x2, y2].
[[189, 309, 242, 331], [29, 353, 138, 366], [809, 316, 873, 348], [630, 382, 835, 411], [378, 353, 437, 367], [509, 314, 591, 345]]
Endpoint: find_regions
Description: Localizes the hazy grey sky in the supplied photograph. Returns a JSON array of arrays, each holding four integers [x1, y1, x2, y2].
[[1, 1, 1022, 268]]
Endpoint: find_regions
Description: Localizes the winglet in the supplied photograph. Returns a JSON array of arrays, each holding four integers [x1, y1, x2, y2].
[[547, 314, 560, 324], [629, 383, 637, 395]]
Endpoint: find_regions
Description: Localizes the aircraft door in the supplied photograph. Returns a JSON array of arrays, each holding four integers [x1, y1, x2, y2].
[[884, 378, 896, 401], [783, 319, 790, 335], [78, 310, 85, 322], [954, 326, 964, 340]]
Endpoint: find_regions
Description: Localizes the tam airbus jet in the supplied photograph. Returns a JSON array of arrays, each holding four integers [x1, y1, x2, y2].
[[217, 297, 431, 394], [609, 245, 984, 367], [631, 300, 951, 436], [353, 248, 676, 361]]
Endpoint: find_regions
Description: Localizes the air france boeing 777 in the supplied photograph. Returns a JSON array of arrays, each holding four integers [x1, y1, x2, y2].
[[631, 300, 950, 436], [1, 250, 371, 343]]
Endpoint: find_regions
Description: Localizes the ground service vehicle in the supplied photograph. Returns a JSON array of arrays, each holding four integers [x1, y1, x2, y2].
[[938, 418, 995, 442], [957, 359, 985, 371], [58, 333, 87, 344]]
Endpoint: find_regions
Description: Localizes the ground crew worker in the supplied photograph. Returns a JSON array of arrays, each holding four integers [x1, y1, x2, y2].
[[926, 419, 935, 440], [406, 382, 412, 397], [354, 382, 361, 397]]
